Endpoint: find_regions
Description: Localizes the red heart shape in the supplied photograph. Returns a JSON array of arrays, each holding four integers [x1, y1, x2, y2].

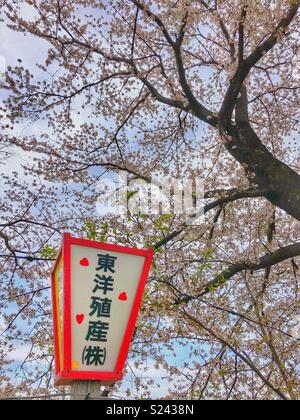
[[76, 314, 85, 325], [80, 258, 90, 267], [119, 292, 128, 302]]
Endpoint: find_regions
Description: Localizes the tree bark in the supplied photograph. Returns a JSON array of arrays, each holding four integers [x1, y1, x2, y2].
[[226, 125, 300, 221]]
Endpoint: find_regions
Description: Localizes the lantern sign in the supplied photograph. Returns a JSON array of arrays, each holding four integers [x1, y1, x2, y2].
[[51, 234, 154, 386]]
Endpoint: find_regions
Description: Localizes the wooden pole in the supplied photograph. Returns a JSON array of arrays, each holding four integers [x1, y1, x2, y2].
[[71, 381, 101, 400]]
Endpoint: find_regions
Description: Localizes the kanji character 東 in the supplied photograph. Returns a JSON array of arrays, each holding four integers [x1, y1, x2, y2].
[[96, 254, 117, 273]]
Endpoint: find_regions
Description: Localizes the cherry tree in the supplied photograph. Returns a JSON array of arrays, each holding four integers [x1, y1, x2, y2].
[[0, 0, 300, 400]]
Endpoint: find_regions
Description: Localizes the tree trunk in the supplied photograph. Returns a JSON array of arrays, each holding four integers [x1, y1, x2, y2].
[[227, 125, 300, 221]]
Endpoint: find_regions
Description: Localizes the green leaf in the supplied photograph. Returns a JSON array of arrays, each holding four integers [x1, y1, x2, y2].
[[40, 245, 57, 260], [127, 190, 139, 201], [83, 221, 97, 241]]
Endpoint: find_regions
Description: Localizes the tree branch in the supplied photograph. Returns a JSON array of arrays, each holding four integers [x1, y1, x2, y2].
[[201, 242, 300, 295], [219, 1, 300, 128], [181, 309, 289, 400], [130, 0, 218, 127], [238, 4, 248, 65], [129, 0, 175, 46], [173, 42, 218, 126], [154, 188, 268, 249], [196, 0, 235, 58]]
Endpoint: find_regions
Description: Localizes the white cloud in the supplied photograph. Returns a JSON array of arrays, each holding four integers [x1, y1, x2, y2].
[[0, 54, 5, 77], [291, 315, 300, 339], [129, 362, 170, 380], [5, 345, 32, 363], [0, 316, 7, 334], [113, 360, 186, 400]]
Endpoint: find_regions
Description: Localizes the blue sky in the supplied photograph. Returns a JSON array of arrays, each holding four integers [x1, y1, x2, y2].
[[0, 17, 201, 396]]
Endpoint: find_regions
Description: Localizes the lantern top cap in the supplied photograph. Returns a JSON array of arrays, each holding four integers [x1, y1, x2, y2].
[[66, 232, 153, 251], [52, 233, 154, 270]]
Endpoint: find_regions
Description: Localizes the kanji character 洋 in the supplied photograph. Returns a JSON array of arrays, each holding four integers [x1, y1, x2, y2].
[[93, 274, 114, 295]]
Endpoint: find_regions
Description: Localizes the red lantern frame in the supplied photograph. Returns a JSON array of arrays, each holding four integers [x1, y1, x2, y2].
[[51, 233, 154, 386]]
